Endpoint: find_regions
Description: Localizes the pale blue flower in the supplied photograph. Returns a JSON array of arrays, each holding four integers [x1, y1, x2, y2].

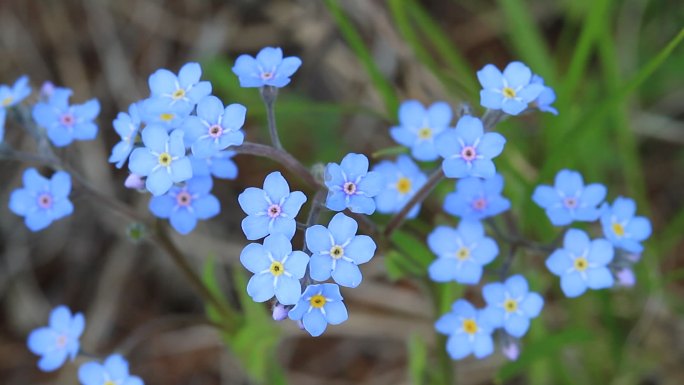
[[288, 283, 348, 337], [372, 155, 427, 218], [477, 62, 544, 115], [27, 305, 85, 372], [232, 47, 302, 88], [78, 354, 144, 385], [324, 153, 384, 215], [482, 275, 544, 338], [600, 197, 652, 254], [390, 100, 452, 161], [435, 299, 498, 360]]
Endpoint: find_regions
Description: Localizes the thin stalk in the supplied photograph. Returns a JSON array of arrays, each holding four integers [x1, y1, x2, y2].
[[260, 86, 283, 150]]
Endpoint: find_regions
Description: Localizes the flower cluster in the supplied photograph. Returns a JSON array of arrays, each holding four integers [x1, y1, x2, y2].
[[27, 306, 144, 385]]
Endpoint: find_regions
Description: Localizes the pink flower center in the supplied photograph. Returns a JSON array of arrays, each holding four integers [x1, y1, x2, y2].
[[176, 191, 192, 207], [56, 335, 67, 348], [472, 197, 487, 211], [60, 113, 75, 127], [37, 193, 53, 209], [343, 182, 357, 195], [267, 204, 282, 218], [208, 124, 223, 138], [261, 72, 273, 80], [563, 197, 578, 209], [461, 146, 477, 161]]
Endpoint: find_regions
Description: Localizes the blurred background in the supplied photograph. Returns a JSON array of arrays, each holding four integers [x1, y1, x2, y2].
[[1, 0, 683, 384]]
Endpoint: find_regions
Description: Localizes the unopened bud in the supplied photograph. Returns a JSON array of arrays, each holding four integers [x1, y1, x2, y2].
[[272, 303, 289, 321], [615, 268, 636, 288], [502, 340, 520, 361], [124, 173, 145, 190], [40, 81, 55, 99]]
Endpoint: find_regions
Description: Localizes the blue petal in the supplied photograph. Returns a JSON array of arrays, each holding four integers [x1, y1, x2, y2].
[[482, 282, 505, 305], [302, 309, 327, 337], [586, 267, 614, 290], [23, 168, 50, 191], [73, 99, 100, 121], [149, 194, 175, 218], [270, 217, 296, 239], [455, 262, 483, 284], [470, 159, 496, 178], [49, 306, 72, 332], [324, 301, 348, 325], [181, 116, 206, 143], [560, 272, 587, 298], [563, 229, 590, 255], [505, 275, 529, 298], [446, 333, 472, 360], [170, 209, 197, 234], [451, 299, 476, 317], [434, 129, 459, 158], [427, 226, 458, 255], [72, 122, 98, 141], [588, 238, 614, 266], [340, 153, 369, 181], [347, 195, 376, 215], [78, 361, 105, 385], [256, 47, 284, 69], [357, 171, 383, 197], [398, 100, 426, 128], [518, 83, 544, 102], [477, 64, 504, 89], [389, 126, 416, 147], [581, 183, 606, 207], [520, 292, 544, 317], [196, 95, 223, 123], [324, 162, 345, 187], [221, 103, 247, 131], [626, 217, 652, 241], [454, 115, 483, 145], [612, 196, 636, 220], [332, 259, 362, 288], [442, 157, 470, 178], [26, 211, 53, 231], [328, 213, 358, 244], [532, 185, 559, 209], [49, 172, 71, 199], [344, 235, 375, 264], [546, 249, 572, 275], [240, 243, 270, 273], [427, 101, 452, 128], [232, 55, 258, 79], [104, 354, 129, 380], [505, 313, 530, 338], [238, 187, 268, 215], [170, 158, 193, 183], [411, 140, 438, 161], [309, 254, 333, 281], [287, 300, 307, 321], [69, 312, 85, 338], [276, 56, 302, 78], [241, 214, 270, 240], [27, 328, 56, 354], [325, 190, 347, 211], [148, 69, 178, 96], [428, 258, 458, 282], [480, 89, 503, 109], [546, 207, 573, 226], [141, 125, 168, 153], [478, 132, 506, 158], [555, 169, 583, 195], [178, 62, 202, 89], [193, 195, 220, 220], [263, 234, 293, 260], [146, 168, 173, 196], [434, 312, 459, 335], [38, 348, 68, 372], [284, 250, 309, 279], [246, 273, 275, 302], [263, 171, 290, 203], [457, 219, 485, 243], [281, 190, 307, 217], [9, 188, 35, 216], [501, 99, 527, 115], [274, 276, 302, 305], [305, 225, 333, 253], [503, 61, 532, 88], [472, 333, 494, 358]]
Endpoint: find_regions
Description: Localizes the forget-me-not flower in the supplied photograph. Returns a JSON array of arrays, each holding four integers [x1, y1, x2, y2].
[[435, 115, 506, 179], [390, 100, 452, 161], [600, 196, 652, 254], [530, 75, 558, 115], [238, 171, 307, 240], [482, 275, 544, 338], [27, 305, 84, 372], [149, 176, 220, 234], [139, 96, 192, 130], [532, 169, 607, 226], [183, 96, 245, 158], [546, 229, 614, 297], [78, 354, 144, 385], [324, 153, 384, 215], [128, 126, 192, 196], [427, 220, 498, 284], [0, 108, 6, 143], [306, 213, 376, 288], [189, 151, 238, 180], [109, 102, 142, 169], [435, 299, 498, 360], [0, 75, 31, 108], [9, 168, 73, 231], [148, 62, 211, 111], [443, 174, 510, 220], [232, 47, 302, 88], [288, 283, 348, 337], [240, 234, 309, 305], [477, 61, 544, 115], [372, 155, 427, 218], [32, 87, 101, 147]]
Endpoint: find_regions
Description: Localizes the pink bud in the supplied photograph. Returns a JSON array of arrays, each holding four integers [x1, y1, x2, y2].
[[502, 341, 520, 361], [615, 268, 636, 287], [40, 81, 55, 99], [124, 173, 145, 190], [272, 303, 289, 321], [625, 253, 641, 263], [296, 320, 305, 330]]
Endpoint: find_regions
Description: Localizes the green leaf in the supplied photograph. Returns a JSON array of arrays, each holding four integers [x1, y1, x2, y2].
[[201, 256, 232, 325], [408, 333, 429, 385], [372, 145, 408, 159], [390, 229, 433, 271], [384, 249, 425, 280]]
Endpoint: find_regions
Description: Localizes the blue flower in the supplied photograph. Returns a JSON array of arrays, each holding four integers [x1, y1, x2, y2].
[[372, 155, 427, 218], [324, 153, 384, 215], [600, 197, 652, 253], [288, 283, 348, 337], [546, 229, 614, 298], [238, 171, 307, 240], [183, 96, 245, 158], [78, 354, 144, 385], [0, 75, 31, 108], [435, 115, 506, 179], [149, 176, 220, 234], [32, 87, 101, 147], [530, 75, 558, 115], [532, 169, 606, 226], [443, 174, 511, 220], [427, 220, 498, 284], [477, 61, 544, 115], [108, 102, 142, 169], [9, 168, 73, 231], [240, 234, 309, 305], [148, 62, 211, 110], [27, 305, 84, 372], [390, 100, 452, 161], [435, 299, 497, 360], [482, 275, 544, 338], [189, 151, 238, 180], [305, 213, 376, 288], [0, 108, 5, 143], [232, 47, 302, 88], [128, 126, 192, 196], [139, 97, 192, 130]]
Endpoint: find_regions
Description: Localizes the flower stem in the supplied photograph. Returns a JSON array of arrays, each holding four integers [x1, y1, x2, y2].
[[260, 86, 283, 150], [384, 167, 444, 237]]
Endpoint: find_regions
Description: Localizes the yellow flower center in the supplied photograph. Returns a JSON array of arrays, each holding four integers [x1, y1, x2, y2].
[[612, 222, 625, 237], [104, 381, 116, 385], [417, 127, 432, 139], [456, 247, 470, 260], [310, 294, 326, 308], [462, 318, 478, 335], [172, 88, 186, 100], [158, 152, 172, 166], [330, 245, 344, 260], [396, 177, 412, 194], [504, 299, 518, 313], [160, 113, 174, 122], [1, 96, 13, 107], [269, 261, 284, 276], [574, 257, 589, 272], [503, 87, 516, 98]]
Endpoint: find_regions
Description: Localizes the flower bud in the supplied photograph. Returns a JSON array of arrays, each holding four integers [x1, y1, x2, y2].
[[124, 173, 145, 190], [502, 340, 520, 361], [615, 268, 636, 288], [272, 303, 289, 321]]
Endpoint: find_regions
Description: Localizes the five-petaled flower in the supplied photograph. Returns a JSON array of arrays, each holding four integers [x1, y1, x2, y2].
[[149, 176, 221, 235], [546, 229, 614, 298], [532, 169, 606, 226], [147, 62, 212, 111], [32, 87, 101, 147], [0, 75, 31, 109], [443, 174, 511, 221], [183, 95, 246, 158], [108, 102, 142, 169], [305, 213, 376, 288], [372, 155, 427, 218], [477, 61, 544, 115], [427, 220, 499, 284], [600, 196, 652, 254], [324, 153, 384, 215], [240, 234, 309, 305], [232, 47, 302, 88], [128, 126, 193, 196], [9, 168, 74, 231], [482, 275, 544, 338], [238, 171, 307, 240], [390, 100, 452, 161], [78, 354, 144, 385], [27, 305, 85, 372], [288, 283, 348, 337], [435, 299, 498, 360], [189, 151, 238, 180], [435, 115, 506, 179]]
